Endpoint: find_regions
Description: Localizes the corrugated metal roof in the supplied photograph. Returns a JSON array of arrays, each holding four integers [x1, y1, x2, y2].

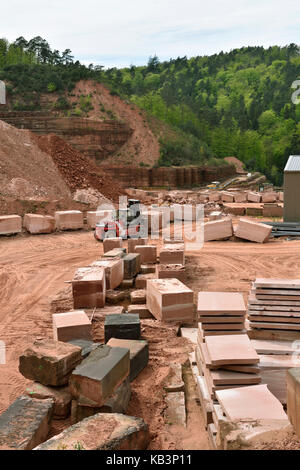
[[284, 155, 300, 172]]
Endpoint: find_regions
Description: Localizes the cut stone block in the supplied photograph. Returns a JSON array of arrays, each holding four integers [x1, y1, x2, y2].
[[261, 192, 277, 203], [209, 211, 222, 221], [134, 245, 157, 264], [205, 334, 259, 366], [69, 345, 130, 407], [71, 378, 131, 423], [102, 247, 126, 259], [53, 310, 92, 343], [164, 363, 184, 392], [216, 384, 287, 421], [127, 305, 153, 319], [0, 395, 53, 450], [287, 368, 300, 437], [25, 382, 71, 419], [123, 253, 141, 279], [141, 264, 156, 274], [107, 338, 149, 381], [163, 238, 185, 244], [204, 218, 233, 242], [72, 266, 106, 309], [86, 210, 115, 230], [68, 339, 100, 358], [106, 290, 126, 304], [128, 238, 147, 253], [19, 339, 82, 386], [24, 214, 55, 234], [156, 264, 185, 282], [221, 192, 235, 203], [246, 206, 263, 217], [34, 413, 150, 450], [165, 392, 186, 427], [233, 192, 247, 203], [279, 192, 284, 202], [235, 218, 272, 243], [160, 244, 185, 265], [55, 211, 83, 231], [263, 203, 283, 218], [209, 192, 221, 203], [0, 214, 22, 235], [104, 314, 141, 343], [208, 369, 261, 386], [91, 259, 123, 290], [94, 306, 125, 317], [136, 273, 156, 289], [130, 289, 146, 304], [103, 237, 123, 254], [121, 279, 134, 288], [146, 278, 194, 322], [197, 292, 246, 316], [247, 192, 261, 203]]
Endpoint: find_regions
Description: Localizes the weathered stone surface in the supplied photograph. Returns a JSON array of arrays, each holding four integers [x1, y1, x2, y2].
[[130, 289, 146, 304], [53, 310, 92, 343], [71, 378, 131, 424], [103, 237, 123, 254], [287, 368, 300, 438], [106, 289, 126, 304], [235, 218, 272, 243], [19, 339, 82, 386], [204, 218, 233, 242], [24, 214, 55, 234], [247, 192, 261, 203], [72, 266, 106, 309], [165, 392, 186, 427], [160, 244, 185, 265], [127, 238, 147, 253], [164, 363, 185, 392], [102, 248, 126, 259], [86, 210, 115, 230], [68, 339, 100, 358], [135, 273, 156, 289], [107, 338, 149, 381], [261, 192, 277, 203], [91, 258, 124, 290], [123, 253, 141, 279], [134, 245, 157, 264], [156, 264, 185, 282], [0, 395, 54, 450], [69, 345, 130, 407], [34, 413, 150, 450], [127, 304, 153, 319], [0, 215, 22, 235], [25, 382, 71, 419], [121, 279, 134, 288], [141, 264, 156, 274], [55, 211, 83, 231], [104, 314, 141, 343]]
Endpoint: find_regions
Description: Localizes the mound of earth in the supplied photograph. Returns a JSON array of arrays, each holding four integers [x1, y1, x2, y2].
[[33, 134, 125, 201], [0, 120, 71, 200], [224, 156, 246, 174]]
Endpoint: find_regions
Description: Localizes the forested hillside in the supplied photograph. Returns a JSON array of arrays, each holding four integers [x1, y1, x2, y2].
[[1, 37, 299, 184]]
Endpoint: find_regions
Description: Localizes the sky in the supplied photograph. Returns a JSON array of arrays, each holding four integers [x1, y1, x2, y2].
[[1, 0, 300, 68]]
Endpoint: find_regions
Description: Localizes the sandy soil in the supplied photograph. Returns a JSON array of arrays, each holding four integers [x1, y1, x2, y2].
[[1, 231, 300, 449]]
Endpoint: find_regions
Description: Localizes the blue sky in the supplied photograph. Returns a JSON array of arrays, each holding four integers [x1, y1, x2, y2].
[[1, 0, 299, 67]]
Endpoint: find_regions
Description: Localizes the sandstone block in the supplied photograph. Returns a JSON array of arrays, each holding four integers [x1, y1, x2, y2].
[[141, 264, 156, 274], [233, 192, 247, 203], [0, 215, 22, 235], [103, 237, 123, 254], [221, 192, 234, 203], [91, 258, 123, 290], [24, 214, 55, 234], [261, 192, 277, 203], [52, 310, 92, 343], [127, 304, 153, 319], [130, 290, 146, 304], [72, 266, 106, 309], [123, 253, 141, 279], [156, 264, 185, 282], [134, 245, 157, 264], [25, 383, 71, 419], [69, 345, 130, 407], [128, 238, 147, 253], [204, 218, 233, 242], [159, 244, 185, 265], [19, 339, 82, 386], [107, 338, 149, 381], [136, 273, 156, 289], [104, 314, 141, 343], [102, 247, 126, 259], [247, 192, 261, 203], [235, 218, 272, 243], [86, 210, 115, 230], [55, 211, 83, 231]]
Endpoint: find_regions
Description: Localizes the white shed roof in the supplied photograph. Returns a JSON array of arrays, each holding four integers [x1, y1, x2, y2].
[[284, 155, 300, 172]]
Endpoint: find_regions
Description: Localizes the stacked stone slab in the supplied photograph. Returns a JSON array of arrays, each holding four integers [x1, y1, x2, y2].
[[204, 218, 233, 242], [197, 292, 247, 337], [91, 259, 124, 289], [24, 214, 55, 234], [195, 334, 261, 399], [52, 311, 92, 343], [103, 237, 123, 253], [159, 243, 185, 265], [0, 215, 22, 235], [248, 278, 300, 337], [72, 266, 106, 309], [55, 211, 83, 231], [234, 218, 272, 243], [146, 278, 194, 322]]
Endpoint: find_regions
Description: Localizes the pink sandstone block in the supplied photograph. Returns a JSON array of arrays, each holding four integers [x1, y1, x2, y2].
[[86, 210, 115, 230], [55, 211, 83, 231], [156, 264, 185, 282], [146, 278, 194, 322], [247, 192, 262, 203], [197, 291, 246, 316], [261, 192, 277, 203], [279, 192, 284, 202], [135, 273, 156, 289], [221, 192, 235, 203], [209, 211, 222, 221], [53, 311, 92, 342], [205, 334, 259, 366], [103, 237, 123, 254], [233, 192, 247, 203], [262, 204, 283, 218], [204, 218, 233, 242], [0, 214, 22, 235], [209, 192, 221, 203], [24, 214, 55, 234], [159, 244, 185, 265], [127, 238, 148, 254], [234, 218, 272, 243], [134, 245, 157, 264], [91, 259, 123, 290], [72, 267, 106, 309]]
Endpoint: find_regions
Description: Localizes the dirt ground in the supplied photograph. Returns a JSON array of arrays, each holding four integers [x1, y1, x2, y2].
[[1, 230, 300, 449]]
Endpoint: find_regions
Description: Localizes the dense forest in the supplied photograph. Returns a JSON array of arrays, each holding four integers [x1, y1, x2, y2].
[[0, 36, 300, 184]]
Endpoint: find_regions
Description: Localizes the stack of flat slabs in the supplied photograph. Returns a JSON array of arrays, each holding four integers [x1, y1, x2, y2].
[[248, 278, 300, 334], [197, 292, 247, 338], [195, 334, 261, 399]]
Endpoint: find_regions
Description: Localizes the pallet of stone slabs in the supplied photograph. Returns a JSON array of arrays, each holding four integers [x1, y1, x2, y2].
[[249, 314, 300, 324], [249, 321, 300, 331], [248, 296, 300, 307], [197, 323, 247, 341]]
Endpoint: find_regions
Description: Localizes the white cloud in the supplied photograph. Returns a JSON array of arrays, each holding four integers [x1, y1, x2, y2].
[[1, 0, 299, 67]]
